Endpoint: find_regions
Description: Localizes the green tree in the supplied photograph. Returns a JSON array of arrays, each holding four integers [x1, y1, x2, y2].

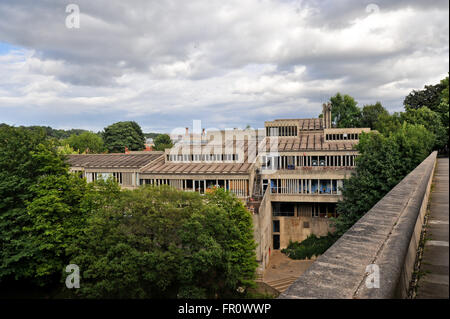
[[373, 112, 402, 136], [360, 102, 389, 129], [404, 76, 449, 151], [329, 93, 362, 128], [334, 123, 434, 235], [57, 144, 77, 155], [23, 150, 89, 285], [65, 131, 105, 154], [0, 125, 49, 283], [404, 81, 446, 113], [153, 133, 173, 151], [0, 126, 87, 285], [102, 121, 145, 153], [68, 186, 257, 298], [401, 107, 447, 150]]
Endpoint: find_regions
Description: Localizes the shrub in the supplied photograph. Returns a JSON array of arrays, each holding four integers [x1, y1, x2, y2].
[[281, 233, 337, 260]]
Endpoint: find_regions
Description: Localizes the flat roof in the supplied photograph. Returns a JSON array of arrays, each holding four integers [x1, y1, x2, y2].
[[67, 152, 164, 169], [265, 118, 324, 130], [140, 156, 252, 174], [262, 135, 357, 151]]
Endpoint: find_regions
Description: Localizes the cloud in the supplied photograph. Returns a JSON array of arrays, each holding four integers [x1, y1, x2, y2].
[[0, 0, 448, 132]]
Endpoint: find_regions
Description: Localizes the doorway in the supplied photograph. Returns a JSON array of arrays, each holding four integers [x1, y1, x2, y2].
[[273, 234, 280, 250]]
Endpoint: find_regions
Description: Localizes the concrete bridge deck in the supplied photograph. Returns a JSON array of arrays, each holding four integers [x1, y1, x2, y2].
[[416, 157, 449, 299]]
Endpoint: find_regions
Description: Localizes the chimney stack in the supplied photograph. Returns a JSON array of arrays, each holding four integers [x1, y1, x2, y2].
[[185, 127, 189, 136], [322, 102, 332, 128], [202, 128, 205, 136]]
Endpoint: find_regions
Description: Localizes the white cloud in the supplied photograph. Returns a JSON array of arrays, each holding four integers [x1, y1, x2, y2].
[[0, 0, 448, 131]]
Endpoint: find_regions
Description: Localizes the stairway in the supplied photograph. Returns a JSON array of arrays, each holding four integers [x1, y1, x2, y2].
[[264, 277, 298, 293], [247, 169, 263, 214]]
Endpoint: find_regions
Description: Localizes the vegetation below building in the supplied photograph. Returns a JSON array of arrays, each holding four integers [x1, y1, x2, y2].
[[281, 234, 338, 260]]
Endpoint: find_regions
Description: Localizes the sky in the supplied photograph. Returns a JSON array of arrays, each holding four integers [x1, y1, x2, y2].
[[0, 0, 448, 133]]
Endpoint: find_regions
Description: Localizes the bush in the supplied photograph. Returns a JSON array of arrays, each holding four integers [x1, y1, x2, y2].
[[67, 186, 258, 298], [281, 233, 337, 260]]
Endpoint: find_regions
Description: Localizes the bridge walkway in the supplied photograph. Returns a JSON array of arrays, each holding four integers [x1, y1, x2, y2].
[[416, 157, 449, 299]]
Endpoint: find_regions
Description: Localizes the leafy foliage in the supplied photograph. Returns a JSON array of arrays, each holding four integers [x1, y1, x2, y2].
[[360, 102, 389, 129], [102, 121, 145, 153], [153, 133, 174, 151], [403, 75, 449, 151], [143, 132, 162, 139], [330, 93, 362, 128], [65, 131, 105, 154], [333, 123, 434, 235], [281, 234, 338, 260], [67, 186, 257, 298], [0, 126, 87, 285], [404, 81, 446, 112]]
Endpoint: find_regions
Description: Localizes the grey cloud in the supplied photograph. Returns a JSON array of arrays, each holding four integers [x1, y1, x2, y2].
[[0, 0, 448, 132]]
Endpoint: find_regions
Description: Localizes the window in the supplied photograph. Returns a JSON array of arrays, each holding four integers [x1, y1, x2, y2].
[[273, 220, 280, 233], [272, 202, 295, 216]]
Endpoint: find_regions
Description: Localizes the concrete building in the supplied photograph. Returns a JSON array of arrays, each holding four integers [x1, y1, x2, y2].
[[67, 104, 370, 273]]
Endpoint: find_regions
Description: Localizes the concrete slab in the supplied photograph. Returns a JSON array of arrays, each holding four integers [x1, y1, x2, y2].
[[416, 158, 449, 299]]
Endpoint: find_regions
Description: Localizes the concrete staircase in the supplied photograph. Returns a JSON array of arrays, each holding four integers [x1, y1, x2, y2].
[[264, 277, 298, 293]]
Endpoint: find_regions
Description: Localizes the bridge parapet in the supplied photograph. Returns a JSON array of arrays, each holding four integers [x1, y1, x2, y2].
[[279, 151, 438, 299]]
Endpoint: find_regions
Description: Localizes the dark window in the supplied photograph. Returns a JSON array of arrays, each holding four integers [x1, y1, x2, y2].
[[273, 220, 280, 233], [273, 235, 280, 250], [272, 202, 295, 216]]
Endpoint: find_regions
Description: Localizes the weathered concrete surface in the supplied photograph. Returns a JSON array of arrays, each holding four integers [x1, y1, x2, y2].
[[263, 251, 315, 282], [416, 157, 449, 299], [279, 152, 437, 299]]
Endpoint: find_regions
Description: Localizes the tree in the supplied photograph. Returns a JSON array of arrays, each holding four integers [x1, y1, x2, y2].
[[0, 125, 51, 283], [153, 134, 173, 151], [23, 150, 89, 285], [0, 126, 84, 286], [404, 75, 449, 151], [102, 121, 145, 153], [360, 102, 389, 129], [65, 131, 105, 154], [373, 112, 402, 136], [334, 123, 434, 235], [329, 93, 362, 128], [67, 186, 257, 298], [404, 82, 446, 113], [57, 144, 77, 155], [400, 107, 447, 151]]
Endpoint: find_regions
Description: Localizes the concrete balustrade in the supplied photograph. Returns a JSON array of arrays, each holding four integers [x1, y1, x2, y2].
[[279, 151, 438, 299]]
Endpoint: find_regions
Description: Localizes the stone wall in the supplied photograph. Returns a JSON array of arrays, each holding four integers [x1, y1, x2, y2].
[[273, 216, 332, 249], [279, 151, 438, 299], [253, 190, 273, 274]]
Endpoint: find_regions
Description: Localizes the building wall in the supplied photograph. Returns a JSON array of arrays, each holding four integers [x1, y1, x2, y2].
[[273, 216, 332, 249], [254, 190, 273, 274]]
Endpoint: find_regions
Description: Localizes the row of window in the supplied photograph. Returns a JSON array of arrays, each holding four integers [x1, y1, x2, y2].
[[261, 155, 356, 169], [264, 179, 343, 195], [266, 126, 298, 137], [325, 133, 361, 141], [86, 172, 123, 184], [139, 178, 249, 197], [272, 202, 338, 218], [166, 154, 239, 162]]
